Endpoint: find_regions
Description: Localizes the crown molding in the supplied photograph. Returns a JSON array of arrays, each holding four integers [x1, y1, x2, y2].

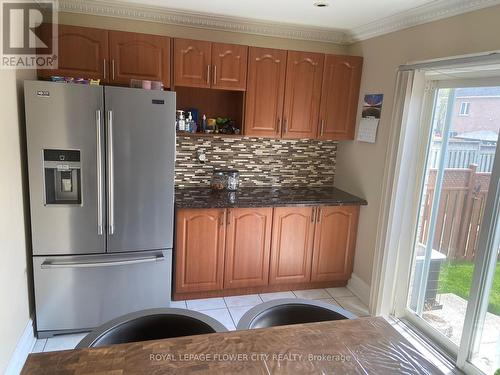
[[349, 0, 500, 42], [57, 0, 500, 45], [58, 0, 350, 44]]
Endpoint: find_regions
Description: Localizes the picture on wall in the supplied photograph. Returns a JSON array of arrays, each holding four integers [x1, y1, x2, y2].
[[357, 93, 384, 143], [362, 94, 384, 119]]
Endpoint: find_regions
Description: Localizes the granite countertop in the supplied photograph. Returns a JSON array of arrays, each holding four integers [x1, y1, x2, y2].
[[175, 186, 367, 209], [21, 317, 442, 374]]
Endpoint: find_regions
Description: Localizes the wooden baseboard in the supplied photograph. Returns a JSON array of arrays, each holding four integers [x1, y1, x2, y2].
[[173, 280, 347, 301]]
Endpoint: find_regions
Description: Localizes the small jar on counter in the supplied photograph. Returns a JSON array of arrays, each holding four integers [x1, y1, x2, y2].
[[226, 170, 240, 191], [210, 170, 227, 191]]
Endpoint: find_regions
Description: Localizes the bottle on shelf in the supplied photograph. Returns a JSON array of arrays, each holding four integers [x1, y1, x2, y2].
[[185, 112, 191, 133], [177, 110, 186, 132], [201, 114, 207, 133], [187, 111, 197, 133]]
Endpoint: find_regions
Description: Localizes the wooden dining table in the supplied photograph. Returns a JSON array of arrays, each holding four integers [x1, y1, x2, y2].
[[21, 317, 445, 374]]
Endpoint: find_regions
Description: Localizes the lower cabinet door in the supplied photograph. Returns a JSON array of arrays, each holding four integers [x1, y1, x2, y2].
[[224, 208, 273, 289], [311, 206, 359, 282], [269, 207, 315, 284], [175, 208, 225, 293]]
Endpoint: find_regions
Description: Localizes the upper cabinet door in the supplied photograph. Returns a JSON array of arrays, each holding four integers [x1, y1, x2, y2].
[[173, 39, 211, 88], [244, 47, 287, 138], [269, 207, 315, 285], [318, 55, 363, 140], [109, 31, 171, 88], [311, 206, 359, 282], [211, 43, 248, 91], [38, 25, 108, 82], [224, 208, 273, 289], [282, 51, 324, 139]]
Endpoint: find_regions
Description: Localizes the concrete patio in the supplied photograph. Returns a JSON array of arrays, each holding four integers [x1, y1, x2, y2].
[[423, 293, 500, 373]]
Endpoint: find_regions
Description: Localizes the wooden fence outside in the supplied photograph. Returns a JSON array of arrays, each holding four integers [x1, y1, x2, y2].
[[428, 139, 496, 172], [418, 164, 491, 261]]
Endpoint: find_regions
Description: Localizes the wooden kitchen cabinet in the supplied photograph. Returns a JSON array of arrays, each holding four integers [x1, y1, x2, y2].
[[173, 39, 211, 88], [244, 47, 287, 137], [38, 26, 171, 87], [173, 39, 247, 90], [224, 208, 273, 289], [311, 206, 359, 282], [211, 43, 248, 91], [282, 51, 324, 139], [175, 209, 226, 293], [38, 25, 109, 82], [175, 204, 360, 298], [39, 25, 363, 141], [269, 207, 316, 285], [318, 55, 363, 140], [109, 31, 171, 87]]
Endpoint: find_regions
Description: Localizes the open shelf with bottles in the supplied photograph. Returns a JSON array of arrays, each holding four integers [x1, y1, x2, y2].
[[175, 86, 244, 135]]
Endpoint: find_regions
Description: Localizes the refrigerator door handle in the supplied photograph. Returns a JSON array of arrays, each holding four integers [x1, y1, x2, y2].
[[107, 110, 115, 235], [40, 254, 165, 269], [96, 110, 104, 235]]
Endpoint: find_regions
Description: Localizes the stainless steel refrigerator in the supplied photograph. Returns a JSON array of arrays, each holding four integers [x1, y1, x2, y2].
[[24, 81, 176, 338]]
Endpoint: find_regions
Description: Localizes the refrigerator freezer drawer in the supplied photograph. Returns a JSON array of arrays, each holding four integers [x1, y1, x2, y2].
[[33, 250, 172, 336]]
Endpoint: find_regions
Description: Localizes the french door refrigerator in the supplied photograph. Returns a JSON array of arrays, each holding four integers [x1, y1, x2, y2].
[[24, 81, 176, 338]]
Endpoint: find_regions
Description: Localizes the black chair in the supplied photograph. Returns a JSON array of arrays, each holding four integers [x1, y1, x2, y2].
[[236, 298, 357, 330], [76, 308, 227, 348]]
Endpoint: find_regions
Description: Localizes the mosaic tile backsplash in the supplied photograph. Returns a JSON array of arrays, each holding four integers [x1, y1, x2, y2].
[[175, 135, 337, 187]]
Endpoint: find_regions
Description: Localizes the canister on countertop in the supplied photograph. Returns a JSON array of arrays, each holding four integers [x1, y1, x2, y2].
[[210, 169, 239, 191], [226, 170, 240, 191], [210, 170, 227, 191]]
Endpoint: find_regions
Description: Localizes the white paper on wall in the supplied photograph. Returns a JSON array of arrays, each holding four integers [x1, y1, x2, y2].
[[357, 117, 379, 143]]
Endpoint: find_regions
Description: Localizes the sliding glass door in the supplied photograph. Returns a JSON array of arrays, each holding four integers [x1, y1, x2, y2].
[[405, 84, 500, 374]]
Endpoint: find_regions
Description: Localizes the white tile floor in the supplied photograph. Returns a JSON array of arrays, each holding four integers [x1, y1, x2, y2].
[[31, 287, 369, 353]]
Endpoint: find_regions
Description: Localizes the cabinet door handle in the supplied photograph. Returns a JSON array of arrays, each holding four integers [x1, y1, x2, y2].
[[103, 59, 106, 80], [207, 65, 211, 86], [111, 59, 115, 80], [316, 208, 321, 223], [219, 212, 224, 227], [320, 119, 325, 136], [311, 208, 316, 222], [283, 118, 288, 134], [227, 209, 230, 225], [277, 117, 281, 134], [213, 65, 217, 85]]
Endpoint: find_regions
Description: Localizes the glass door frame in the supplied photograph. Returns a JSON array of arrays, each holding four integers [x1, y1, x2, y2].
[[395, 77, 500, 374], [459, 133, 500, 374]]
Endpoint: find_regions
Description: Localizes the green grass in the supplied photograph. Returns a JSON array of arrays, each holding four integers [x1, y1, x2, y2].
[[438, 261, 500, 315]]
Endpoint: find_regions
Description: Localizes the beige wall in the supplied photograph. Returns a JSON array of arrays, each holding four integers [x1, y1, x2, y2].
[[0, 69, 35, 373], [334, 4, 500, 286], [59, 12, 348, 54]]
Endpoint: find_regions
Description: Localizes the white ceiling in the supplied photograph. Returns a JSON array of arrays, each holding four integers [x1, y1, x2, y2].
[[118, 0, 436, 30], [61, 0, 500, 43]]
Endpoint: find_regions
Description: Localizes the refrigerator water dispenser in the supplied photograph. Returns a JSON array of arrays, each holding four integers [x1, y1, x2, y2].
[[43, 149, 82, 205]]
